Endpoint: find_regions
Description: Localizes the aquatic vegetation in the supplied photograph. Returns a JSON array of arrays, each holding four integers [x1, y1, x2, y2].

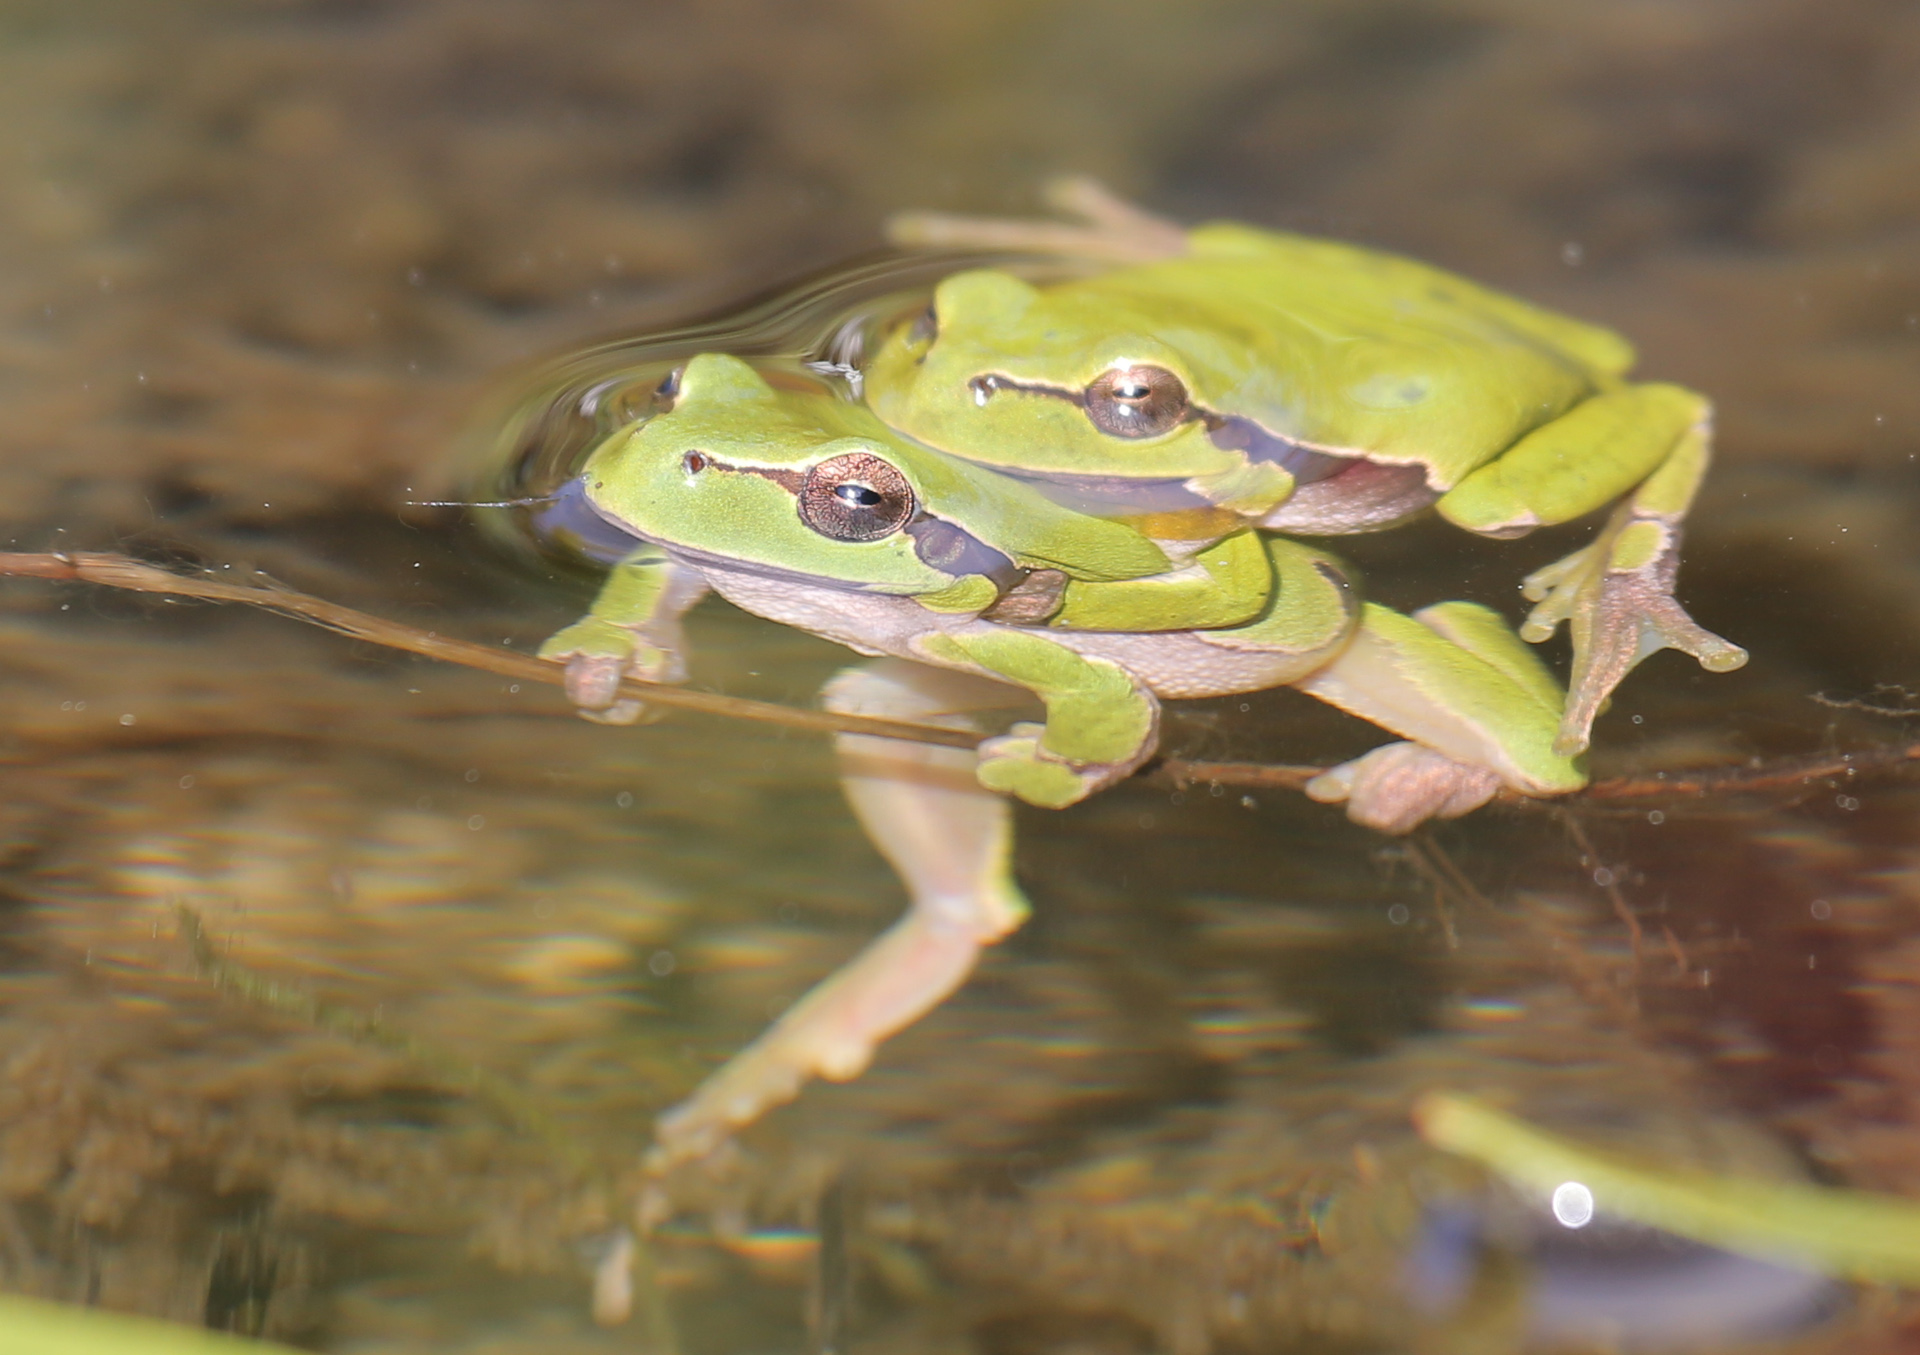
[[1418, 1091, 1920, 1285]]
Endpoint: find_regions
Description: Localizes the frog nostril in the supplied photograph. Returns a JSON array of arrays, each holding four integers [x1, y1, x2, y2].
[[681, 451, 709, 476]]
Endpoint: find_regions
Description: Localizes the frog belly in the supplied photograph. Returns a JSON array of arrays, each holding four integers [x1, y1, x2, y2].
[[1038, 629, 1339, 699], [694, 558, 976, 660]]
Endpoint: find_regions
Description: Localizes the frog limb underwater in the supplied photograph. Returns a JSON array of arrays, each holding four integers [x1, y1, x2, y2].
[[872, 179, 1746, 754], [537, 354, 1583, 1168]]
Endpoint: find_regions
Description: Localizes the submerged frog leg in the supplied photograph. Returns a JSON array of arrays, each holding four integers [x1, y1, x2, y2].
[[647, 661, 1033, 1172], [537, 548, 710, 725], [917, 630, 1161, 808], [885, 176, 1188, 263], [1437, 385, 1747, 755], [1296, 602, 1586, 834]]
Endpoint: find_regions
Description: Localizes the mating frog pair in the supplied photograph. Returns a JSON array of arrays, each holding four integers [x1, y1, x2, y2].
[[536, 185, 1744, 1168]]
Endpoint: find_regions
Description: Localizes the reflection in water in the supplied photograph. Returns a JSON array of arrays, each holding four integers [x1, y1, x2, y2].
[[1408, 1207, 1839, 1349]]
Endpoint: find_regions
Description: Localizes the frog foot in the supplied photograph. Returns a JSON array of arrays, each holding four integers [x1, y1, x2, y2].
[[885, 176, 1188, 263], [1305, 742, 1504, 835], [538, 619, 683, 726], [974, 721, 1134, 808], [1521, 524, 1746, 756]]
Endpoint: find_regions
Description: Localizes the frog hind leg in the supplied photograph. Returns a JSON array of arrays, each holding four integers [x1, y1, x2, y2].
[[647, 660, 1033, 1173], [917, 629, 1162, 808], [1295, 601, 1587, 834], [1437, 384, 1747, 755]]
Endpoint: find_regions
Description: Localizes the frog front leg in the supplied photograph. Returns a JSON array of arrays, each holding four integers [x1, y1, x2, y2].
[[917, 629, 1163, 808], [1295, 601, 1588, 834], [536, 548, 710, 724], [1436, 384, 1747, 755], [648, 660, 1033, 1171]]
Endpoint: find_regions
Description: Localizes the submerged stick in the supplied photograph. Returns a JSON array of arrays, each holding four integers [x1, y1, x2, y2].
[[1416, 1091, 1920, 1285], [3, 550, 1916, 803]]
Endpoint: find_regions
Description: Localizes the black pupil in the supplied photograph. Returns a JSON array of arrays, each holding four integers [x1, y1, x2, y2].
[[836, 483, 883, 508], [1114, 379, 1152, 401]]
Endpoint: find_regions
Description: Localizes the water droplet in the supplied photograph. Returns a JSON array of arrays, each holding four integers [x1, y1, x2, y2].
[[1551, 1181, 1594, 1228]]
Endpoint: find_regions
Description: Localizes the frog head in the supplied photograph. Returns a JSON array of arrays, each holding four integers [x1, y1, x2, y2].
[[863, 268, 1359, 519], [580, 354, 1170, 603]]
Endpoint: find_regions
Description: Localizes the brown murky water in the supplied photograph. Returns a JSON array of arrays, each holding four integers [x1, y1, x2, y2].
[[2, 1, 1919, 1351]]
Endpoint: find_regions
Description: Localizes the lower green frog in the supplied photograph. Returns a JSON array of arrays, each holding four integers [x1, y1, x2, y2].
[[539, 354, 1582, 1168], [869, 179, 1746, 756]]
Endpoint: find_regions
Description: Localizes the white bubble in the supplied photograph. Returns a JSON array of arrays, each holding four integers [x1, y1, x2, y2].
[[1387, 903, 1410, 925], [1551, 1181, 1595, 1228]]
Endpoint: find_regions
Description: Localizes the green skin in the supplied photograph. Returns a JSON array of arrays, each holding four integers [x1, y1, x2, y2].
[[539, 352, 1585, 1170], [870, 186, 1748, 754]]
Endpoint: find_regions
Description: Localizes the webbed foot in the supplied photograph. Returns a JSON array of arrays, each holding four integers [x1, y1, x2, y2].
[[538, 618, 685, 725], [1522, 513, 1746, 756], [885, 176, 1188, 262], [1305, 742, 1503, 835]]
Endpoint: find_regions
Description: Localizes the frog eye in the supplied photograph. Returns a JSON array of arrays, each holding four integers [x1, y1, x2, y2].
[[799, 451, 916, 542], [1084, 364, 1189, 439]]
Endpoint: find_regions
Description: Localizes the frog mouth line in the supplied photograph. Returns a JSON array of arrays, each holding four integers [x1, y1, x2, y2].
[[967, 372, 1354, 485]]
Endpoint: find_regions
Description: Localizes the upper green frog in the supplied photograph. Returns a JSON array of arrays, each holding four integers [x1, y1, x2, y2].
[[865, 179, 1747, 754]]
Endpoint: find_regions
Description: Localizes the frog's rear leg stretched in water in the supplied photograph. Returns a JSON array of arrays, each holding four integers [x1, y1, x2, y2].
[[645, 660, 1035, 1174]]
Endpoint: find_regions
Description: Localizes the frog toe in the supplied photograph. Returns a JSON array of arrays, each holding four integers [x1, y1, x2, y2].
[[562, 651, 631, 711], [975, 722, 1120, 808], [1555, 577, 1747, 756], [1305, 742, 1503, 834]]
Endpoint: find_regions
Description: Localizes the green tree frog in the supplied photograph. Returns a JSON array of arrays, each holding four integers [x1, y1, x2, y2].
[[866, 179, 1747, 755], [538, 353, 1583, 1167]]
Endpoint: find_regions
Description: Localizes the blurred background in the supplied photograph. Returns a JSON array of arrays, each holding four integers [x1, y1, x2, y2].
[[0, 2, 1918, 1352]]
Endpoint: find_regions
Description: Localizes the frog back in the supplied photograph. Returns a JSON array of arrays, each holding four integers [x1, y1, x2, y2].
[[877, 227, 1639, 493], [1066, 230, 1635, 489]]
